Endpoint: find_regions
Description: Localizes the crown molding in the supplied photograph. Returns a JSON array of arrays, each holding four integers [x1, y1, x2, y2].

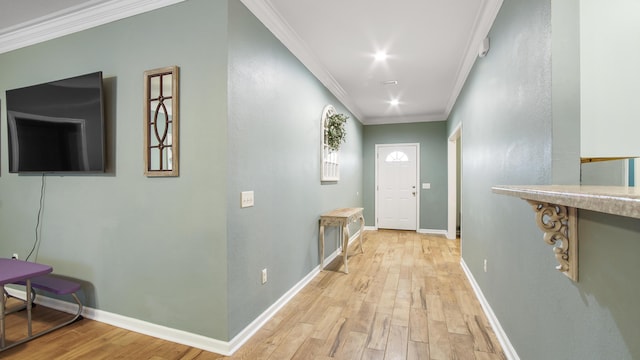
[[364, 113, 446, 126], [444, 0, 504, 119], [240, 0, 364, 122], [242, 0, 502, 125], [0, 0, 186, 55]]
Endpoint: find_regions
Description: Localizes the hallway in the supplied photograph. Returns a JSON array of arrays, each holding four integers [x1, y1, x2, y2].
[[227, 230, 505, 359]]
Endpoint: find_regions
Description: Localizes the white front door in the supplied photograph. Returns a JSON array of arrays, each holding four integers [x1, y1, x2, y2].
[[376, 144, 418, 230]]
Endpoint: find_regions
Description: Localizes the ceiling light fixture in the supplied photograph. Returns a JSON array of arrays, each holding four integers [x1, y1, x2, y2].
[[390, 99, 400, 106], [374, 51, 388, 61]]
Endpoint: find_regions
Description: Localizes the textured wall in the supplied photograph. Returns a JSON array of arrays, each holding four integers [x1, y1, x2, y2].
[[0, 0, 365, 343], [0, 0, 230, 340], [226, 1, 363, 338], [449, 0, 640, 358]]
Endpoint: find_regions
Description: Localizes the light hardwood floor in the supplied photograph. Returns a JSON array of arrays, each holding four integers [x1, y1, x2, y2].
[[1, 230, 505, 359]]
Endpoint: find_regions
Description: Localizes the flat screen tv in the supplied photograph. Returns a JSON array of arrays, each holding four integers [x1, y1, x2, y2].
[[6, 71, 105, 173]]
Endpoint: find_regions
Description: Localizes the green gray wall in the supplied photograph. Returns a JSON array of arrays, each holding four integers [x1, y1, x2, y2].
[[0, 0, 231, 340], [0, 0, 230, 340], [449, 0, 640, 358], [363, 122, 447, 231], [226, 1, 363, 337], [0, 0, 364, 343]]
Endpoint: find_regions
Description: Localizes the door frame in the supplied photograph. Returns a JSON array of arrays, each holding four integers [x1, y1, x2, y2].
[[447, 123, 461, 239], [374, 143, 420, 231]]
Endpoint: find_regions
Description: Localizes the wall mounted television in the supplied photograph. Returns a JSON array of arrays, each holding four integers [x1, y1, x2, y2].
[[5, 71, 105, 173]]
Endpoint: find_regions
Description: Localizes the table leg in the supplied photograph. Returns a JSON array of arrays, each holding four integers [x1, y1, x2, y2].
[[1, 286, 5, 348], [26, 279, 32, 337], [319, 223, 325, 270], [342, 222, 349, 274], [358, 214, 365, 253]]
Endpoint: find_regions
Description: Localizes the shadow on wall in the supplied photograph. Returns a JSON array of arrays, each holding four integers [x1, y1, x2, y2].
[[578, 210, 640, 358], [103, 76, 117, 176]]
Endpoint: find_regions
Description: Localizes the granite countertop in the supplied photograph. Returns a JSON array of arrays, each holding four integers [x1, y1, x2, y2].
[[492, 185, 640, 219]]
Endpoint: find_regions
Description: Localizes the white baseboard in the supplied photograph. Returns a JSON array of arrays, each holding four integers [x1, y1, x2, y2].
[[417, 228, 448, 235], [231, 230, 366, 352], [4, 245, 344, 356], [5, 287, 231, 354], [460, 258, 520, 360], [366, 227, 447, 235], [226, 263, 320, 354]]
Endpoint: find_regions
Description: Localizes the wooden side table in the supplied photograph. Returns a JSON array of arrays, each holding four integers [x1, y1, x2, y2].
[[319, 207, 365, 273]]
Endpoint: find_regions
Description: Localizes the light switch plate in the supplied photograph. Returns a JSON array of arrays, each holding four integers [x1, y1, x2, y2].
[[241, 191, 254, 208], [422, 183, 431, 189]]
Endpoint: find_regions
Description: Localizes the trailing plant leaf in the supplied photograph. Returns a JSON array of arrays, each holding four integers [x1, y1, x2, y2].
[[326, 113, 349, 151]]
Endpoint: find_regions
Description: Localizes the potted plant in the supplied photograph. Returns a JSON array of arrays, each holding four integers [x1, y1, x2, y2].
[[326, 113, 349, 151]]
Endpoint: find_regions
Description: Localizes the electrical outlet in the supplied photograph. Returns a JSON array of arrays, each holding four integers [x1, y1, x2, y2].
[[12, 253, 18, 260], [483, 259, 488, 273], [261, 268, 268, 284], [241, 191, 254, 208]]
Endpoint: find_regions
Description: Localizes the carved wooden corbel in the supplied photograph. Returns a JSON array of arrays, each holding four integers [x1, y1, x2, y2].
[[526, 201, 578, 281]]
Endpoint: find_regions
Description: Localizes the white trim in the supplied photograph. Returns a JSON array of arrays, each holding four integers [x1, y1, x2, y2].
[[0, 0, 502, 124], [365, 114, 446, 125], [6, 265, 319, 356], [226, 265, 321, 354], [460, 258, 520, 360], [241, 0, 502, 125], [239, 0, 363, 122], [447, 123, 462, 239], [0, 0, 186, 55], [5, 287, 233, 355], [417, 228, 448, 235], [374, 143, 420, 231], [365, 227, 445, 235], [4, 232, 369, 356], [444, 0, 504, 118]]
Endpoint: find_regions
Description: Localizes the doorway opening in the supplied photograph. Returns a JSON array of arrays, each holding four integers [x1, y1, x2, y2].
[[447, 124, 461, 239]]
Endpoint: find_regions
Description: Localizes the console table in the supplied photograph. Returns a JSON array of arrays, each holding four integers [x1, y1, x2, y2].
[[0, 258, 52, 350], [319, 207, 365, 273]]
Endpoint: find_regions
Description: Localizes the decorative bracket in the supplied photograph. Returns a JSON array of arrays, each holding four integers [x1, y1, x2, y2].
[[526, 201, 578, 281]]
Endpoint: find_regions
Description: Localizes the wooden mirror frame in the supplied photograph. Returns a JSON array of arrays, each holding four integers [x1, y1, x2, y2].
[[144, 65, 179, 177]]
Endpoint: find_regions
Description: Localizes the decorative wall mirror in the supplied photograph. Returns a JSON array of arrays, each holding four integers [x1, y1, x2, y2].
[[144, 65, 179, 177]]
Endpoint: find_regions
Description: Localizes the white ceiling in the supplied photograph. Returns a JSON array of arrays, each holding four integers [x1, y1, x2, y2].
[[0, 0, 502, 125]]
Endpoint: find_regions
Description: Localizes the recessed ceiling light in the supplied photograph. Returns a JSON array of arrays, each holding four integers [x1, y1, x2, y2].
[[374, 51, 388, 61], [390, 99, 400, 106]]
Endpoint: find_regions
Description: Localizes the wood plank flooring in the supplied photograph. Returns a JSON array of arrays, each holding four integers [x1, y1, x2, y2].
[[1, 230, 505, 359]]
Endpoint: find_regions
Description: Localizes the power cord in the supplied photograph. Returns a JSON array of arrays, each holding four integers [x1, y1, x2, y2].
[[25, 174, 46, 262]]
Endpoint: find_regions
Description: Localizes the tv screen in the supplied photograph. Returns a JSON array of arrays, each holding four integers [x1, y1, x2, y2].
[[6, 72, 105, 173]]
